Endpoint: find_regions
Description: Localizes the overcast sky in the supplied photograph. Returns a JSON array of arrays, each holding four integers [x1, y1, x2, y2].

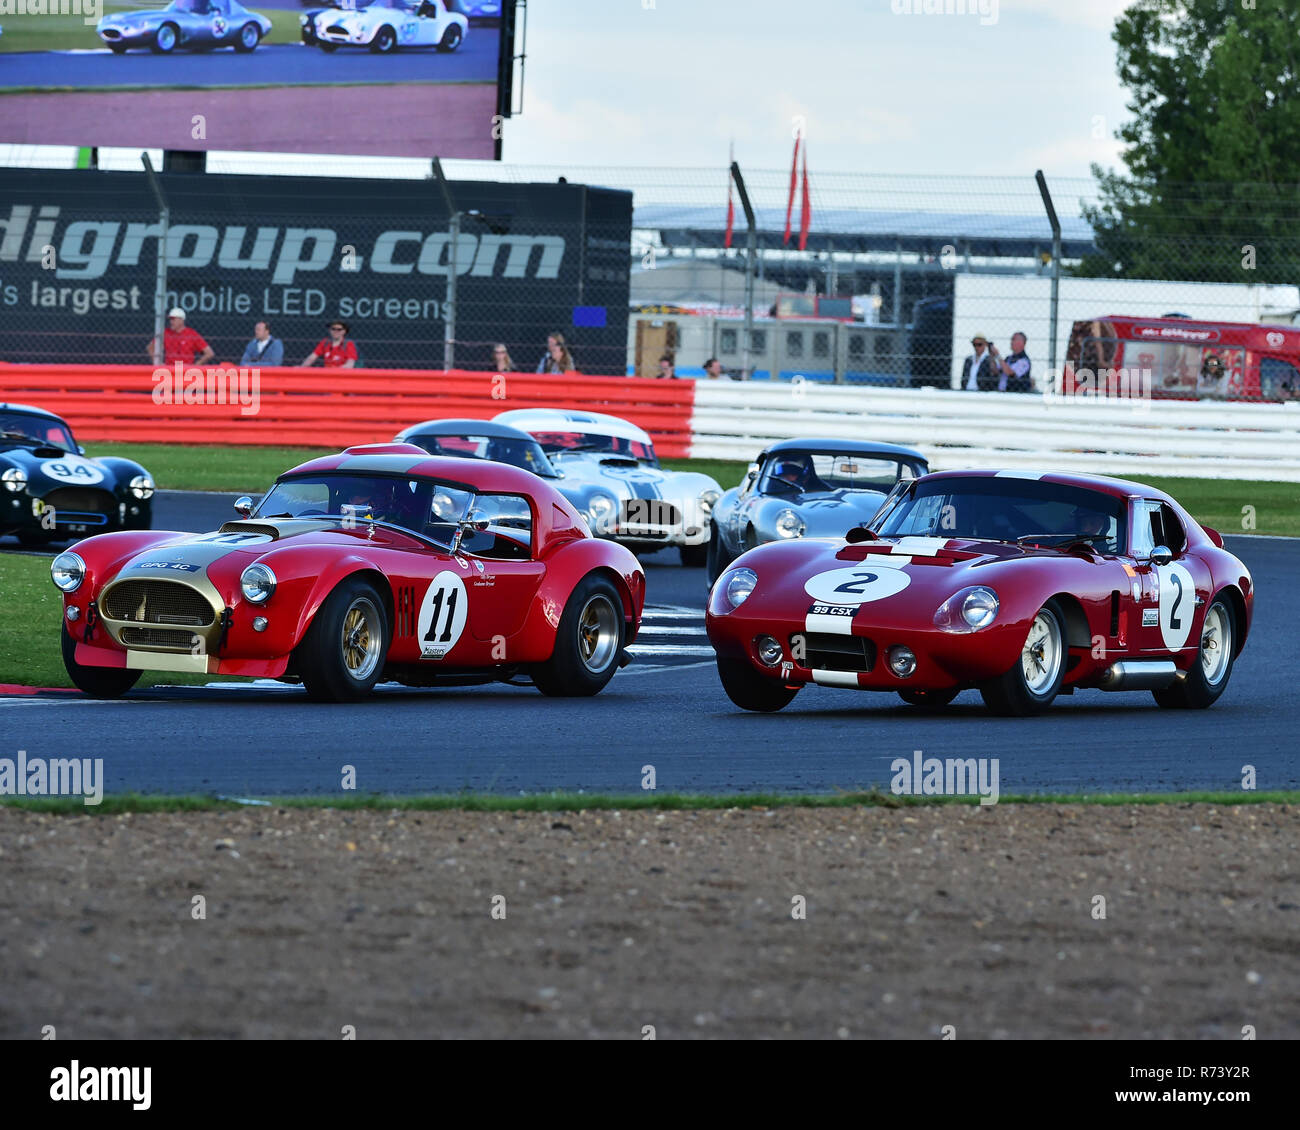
[[501, 0, 1135, 176]]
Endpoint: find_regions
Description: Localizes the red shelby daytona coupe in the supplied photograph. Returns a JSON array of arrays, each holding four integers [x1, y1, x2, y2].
[[706, 470, 1253, 715], [51, 445, 645, 701]]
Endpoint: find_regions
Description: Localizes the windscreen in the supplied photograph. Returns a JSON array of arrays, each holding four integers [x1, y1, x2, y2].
[[0, 413, 76, 451], [531, 431, 656, 464], [409, 433, 558, 478]]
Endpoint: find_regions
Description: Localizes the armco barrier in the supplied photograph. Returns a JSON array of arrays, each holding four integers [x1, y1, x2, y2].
[[687, 382, 1300, 481], [0, 366, 698, 458]]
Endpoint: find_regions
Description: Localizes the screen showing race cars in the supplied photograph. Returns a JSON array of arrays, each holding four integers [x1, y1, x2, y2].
[[0, 0, 515, 158]]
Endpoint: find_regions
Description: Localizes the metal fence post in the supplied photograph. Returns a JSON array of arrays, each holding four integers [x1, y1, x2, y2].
[[1035, 169, 1062, 387], [432, 158, 459, 371], [730, 161, 757, 380], [141, 153, 169, 368]]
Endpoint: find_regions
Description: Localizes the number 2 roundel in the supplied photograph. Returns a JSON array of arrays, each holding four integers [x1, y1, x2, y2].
[[804, 566, 911, 606], [1155, 562, 1195, 651], [418, 571, 468, 660]]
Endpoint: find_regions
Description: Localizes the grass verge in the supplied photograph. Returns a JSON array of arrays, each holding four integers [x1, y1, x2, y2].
[[2, 789, 1294, 815]]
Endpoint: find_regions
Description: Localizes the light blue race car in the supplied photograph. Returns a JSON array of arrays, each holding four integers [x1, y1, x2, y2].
[[98, 0, 272, 54]]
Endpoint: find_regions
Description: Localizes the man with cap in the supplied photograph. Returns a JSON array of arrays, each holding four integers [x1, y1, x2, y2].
[[146, 308, 213, 367], [961, 332, 999, 391], [300, 319, 358, 369]]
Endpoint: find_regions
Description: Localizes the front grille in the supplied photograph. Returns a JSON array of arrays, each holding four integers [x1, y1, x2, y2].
[[120, 627, 199, 649], [620, 500, 681, 528], [103, 580, 214, 627], [46, 487, 115, 515], [795, 632, 876, 673]]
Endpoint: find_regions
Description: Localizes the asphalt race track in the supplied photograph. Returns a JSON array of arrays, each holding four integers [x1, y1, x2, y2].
[[4, 496, 1297, 797], [0, 37, 498, 89]]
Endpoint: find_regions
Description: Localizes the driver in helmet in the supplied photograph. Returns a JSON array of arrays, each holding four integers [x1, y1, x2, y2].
[[771, 455, 812, 490], [340, 480, 397, 524], [1069, 505, 1110, 546]]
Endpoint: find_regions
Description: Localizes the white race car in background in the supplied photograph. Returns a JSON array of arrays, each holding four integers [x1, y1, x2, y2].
[[494, 409, 722, 568], [303, 0, 466, 53]]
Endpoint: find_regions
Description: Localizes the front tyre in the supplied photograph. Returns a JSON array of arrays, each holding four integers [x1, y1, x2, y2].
[[297, 579, 390, 702], [151, 23, 178, 52], [234, 22, 261, 51], [108, 42, 128, 54], [979, 599, 1066, 716], [532, 575, 624, 697], [1153, 595, 1235, 710], [717, 657, 798, 713], [370, 25, 397, 52], [62, 625, 141, 699]]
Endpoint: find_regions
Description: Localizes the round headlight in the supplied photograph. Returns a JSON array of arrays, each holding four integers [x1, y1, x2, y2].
[[775, 508, 805, 539], [588, 493, 616, 519], [886, 645, 917, 678], [2, 467, 27, 492], [755, 635, 783, 667], [240, 563, 277, 604], [699, 489, 721, 515], [299, 13, 308, 23], [933, 586, 999, 633], [129, 474, 155, 500], [961, 587, 999, 629], [723, 567, 758, 609], [51, 551, 85, 593]]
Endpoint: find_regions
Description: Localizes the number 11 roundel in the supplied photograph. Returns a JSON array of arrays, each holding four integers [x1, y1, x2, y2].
[[418, 571, 468, 660]]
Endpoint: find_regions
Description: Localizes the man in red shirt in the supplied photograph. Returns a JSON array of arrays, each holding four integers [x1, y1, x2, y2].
[[299, 319, 358, 369], [146, 308, 213, 366]]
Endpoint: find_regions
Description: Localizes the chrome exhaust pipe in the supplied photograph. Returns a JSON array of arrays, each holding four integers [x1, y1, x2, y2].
[[1098, 659, 1179, 691]]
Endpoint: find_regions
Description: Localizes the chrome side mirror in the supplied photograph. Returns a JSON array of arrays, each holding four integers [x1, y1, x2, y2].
[[234, 496, 254, 518], [450, 509, 490, 554], [1149, 545, 1173, 566]]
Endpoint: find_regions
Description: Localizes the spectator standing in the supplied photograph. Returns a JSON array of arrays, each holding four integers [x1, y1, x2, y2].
[[300, 320, 358, 369], [147, 307, 213, 367], [536, 332, 575, 374], [656, 354, 677, 379], [961, 332, 999, 391], [993, 331, 1032, 393], [492, 343, 515, 372], [240, 320, 284, 367]]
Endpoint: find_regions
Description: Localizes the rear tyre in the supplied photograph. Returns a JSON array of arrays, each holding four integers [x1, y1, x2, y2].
[[899, 687, 959, 708], [531, 575, 624, 697], [62, 624, 141, 699], [438, 23, 463, 51], [370, 25, 397, 52], [717, 657, 798, 713], [297, 578, 389, 702], [979, 599, 1066, 716], [679, 541, 707, 568], [1152, 595, 1235, 710]]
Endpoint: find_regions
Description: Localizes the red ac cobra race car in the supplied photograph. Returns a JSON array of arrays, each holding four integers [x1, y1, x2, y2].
[[707, 470, 1253, 716], [50, 444, 645, 701]]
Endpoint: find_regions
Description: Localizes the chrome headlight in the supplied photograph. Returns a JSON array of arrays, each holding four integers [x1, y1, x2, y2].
[[587, 493, 617, 527], [2, 467, 27, 492], [699, 489, 720, 515], [299, 13, 308, 24], [129, 474, 155, 500], [723, 567, 758, 609], [933, 585, 999, 633], [239, 563, 277, 604], [51, 551, 85, 593], [774, 508, 805, 539]]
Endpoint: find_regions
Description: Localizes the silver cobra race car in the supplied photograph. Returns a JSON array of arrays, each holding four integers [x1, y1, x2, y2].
[[708, 438, 928, 583], [493, 409, 722, 567], [302, 0, 467, 52]]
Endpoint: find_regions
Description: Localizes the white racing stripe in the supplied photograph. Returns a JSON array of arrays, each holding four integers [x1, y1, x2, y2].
[[892, 536, 949, 556], [806, 607, 856, 636]]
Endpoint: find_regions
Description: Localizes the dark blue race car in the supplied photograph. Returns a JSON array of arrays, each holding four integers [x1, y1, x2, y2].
[[97, 0, 273, 54], [0, 405, 154, 547]]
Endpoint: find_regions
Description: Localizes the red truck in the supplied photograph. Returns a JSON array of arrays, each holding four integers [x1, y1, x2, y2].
[[1063, 315, 1300, 402]]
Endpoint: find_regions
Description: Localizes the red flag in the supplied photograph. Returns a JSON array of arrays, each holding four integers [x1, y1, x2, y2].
[[798, 142, 811, 251], [724, 163, 735, 249], [783, 135, 800, 247]]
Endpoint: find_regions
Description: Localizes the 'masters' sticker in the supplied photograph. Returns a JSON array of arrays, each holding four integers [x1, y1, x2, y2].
[[804, 566, 911, 606]]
